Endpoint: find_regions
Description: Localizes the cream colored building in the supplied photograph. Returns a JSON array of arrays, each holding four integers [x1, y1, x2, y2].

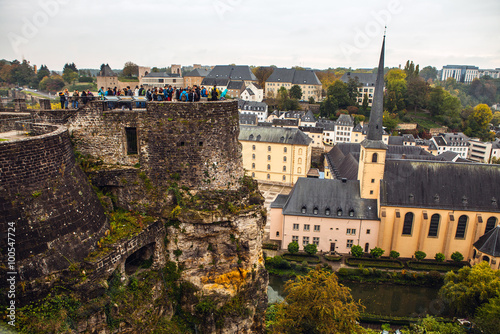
[[265, 68, 322, 102], [239, 126, 312, 185], [351, 123, 389, 145]]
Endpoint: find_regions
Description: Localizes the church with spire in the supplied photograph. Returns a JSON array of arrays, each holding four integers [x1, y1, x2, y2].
[[269, 36, 500, 269]]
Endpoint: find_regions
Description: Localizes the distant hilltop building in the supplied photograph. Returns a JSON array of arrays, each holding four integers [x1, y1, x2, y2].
[[265, 68, 322, 102], [441, 65, 479, 84], [478, 68, 500, 79], [341, 72, 378, 107]]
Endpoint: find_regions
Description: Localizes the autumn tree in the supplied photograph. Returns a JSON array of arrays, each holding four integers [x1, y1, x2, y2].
[[269, 267, 365, 334], [439, 261, 500, 316], [403, 60, 419, 80], [406, 75, 429, 112], [38, 74, 65, 92], [252, 66, 274, 89], [384, 68, 407, 112], [474, 296, 500, 334], [463, 104, 494, 141]]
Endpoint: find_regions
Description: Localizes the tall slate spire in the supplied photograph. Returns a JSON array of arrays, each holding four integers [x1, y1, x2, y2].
[[366, 34, 386, 141]]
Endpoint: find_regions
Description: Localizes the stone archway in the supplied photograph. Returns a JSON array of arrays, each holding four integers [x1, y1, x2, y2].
[[125, 242, 155, 275]]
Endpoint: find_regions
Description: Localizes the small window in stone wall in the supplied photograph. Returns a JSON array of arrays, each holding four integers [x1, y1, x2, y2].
[[125, 127, 138, 155], [199, 142, 203, 146]]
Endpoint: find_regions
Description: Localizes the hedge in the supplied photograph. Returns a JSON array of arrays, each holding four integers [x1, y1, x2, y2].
[[345, 257, 404, 269], [323, 254, 342, 262], [282, 253, 321, 263], [406, 260, 467, 272], [262, 243, 279, 250]]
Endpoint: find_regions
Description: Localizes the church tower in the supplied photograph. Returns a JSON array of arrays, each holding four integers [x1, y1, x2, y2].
[[358, 35, 388, 199]]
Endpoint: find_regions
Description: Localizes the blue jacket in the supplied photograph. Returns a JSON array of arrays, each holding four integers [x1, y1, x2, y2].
[[179, 90, 189, 101]]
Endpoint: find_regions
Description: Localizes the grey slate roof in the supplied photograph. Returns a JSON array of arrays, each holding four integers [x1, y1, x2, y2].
[[200, 77, 230, 86], [239, 126, 312, 145], [473, 226, 500, 257], [239, 100, 267, 111], [245, 88, 255, 95], [299, 126, 323, 134], [266, 68, 321, 85], [317, 120, 335, 131], [98, 64, 117, 77], [144, 72, 181, 78], [283, 111, 305, 119], [436, 151, 460, 161], [206, 65, 257, 81], [227, 81, 245, 89], [271, 194, 289, 209], [281, 178, 378, 219], [273, 118, 299, 127], [388, 135, 416, 146], [301, 110, 316, 123], [239, 113, 258, 125], [341, 72, 377, 86], [184, 68, 210, 77], [381, 160, 500, 212], [335, 114, 354, 126]]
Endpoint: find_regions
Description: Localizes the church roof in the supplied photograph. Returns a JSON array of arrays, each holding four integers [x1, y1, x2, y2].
[[239, 126, 311, 145], [279, 178, 378, 219], [381, 160, 500, 212], [474, 226, 500, 257]]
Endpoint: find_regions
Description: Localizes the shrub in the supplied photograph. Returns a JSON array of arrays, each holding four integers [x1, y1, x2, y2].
[[304, 243, 318, 256], [262, 243, 279, 250], [451, 251, 464, 262], [351, 245, 363, 258], [414, 251, 427, 261], [389, 250, 400, 259], [288, 241, 299, 254], [434, 253, 445, 262], [370, 247, 385, 259]]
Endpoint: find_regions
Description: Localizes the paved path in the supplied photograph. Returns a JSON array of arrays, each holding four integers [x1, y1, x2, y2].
[[257, 182, 292, 241]]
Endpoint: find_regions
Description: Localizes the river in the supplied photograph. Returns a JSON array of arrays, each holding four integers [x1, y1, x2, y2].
[[267, 275, 451, 318]]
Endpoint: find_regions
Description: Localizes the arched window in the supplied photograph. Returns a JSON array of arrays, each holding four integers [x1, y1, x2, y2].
[[267, 174, 270, 180], [282, 166, 286, 172], [485, 217, 497, 234], [283, 156, 287, 162], [282, 175, 286, 181], [267, 164, 271, 170], [249, 134, 254, 140], [251, 172, 255, 177], [402, 212, 414, 235], [284, 147, 287, 153], [301, 206, 307, 214], [298, 148, 303, 155], [267, 155, 271, 161], [364, 243, 369, 253], [455, 215, 468, 239], [372, 153, 378, 163], [268, 145, 271, 151], [428, 214, 440, 237], [298, 167, 302, 173], [252, 163, 255, 169], [252, 154, 255, 160], [298, 158, 302, 164], [252, 145, 255, 150]]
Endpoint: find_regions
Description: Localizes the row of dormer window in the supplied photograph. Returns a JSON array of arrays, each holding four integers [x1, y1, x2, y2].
[[301, 206, 355, 217]]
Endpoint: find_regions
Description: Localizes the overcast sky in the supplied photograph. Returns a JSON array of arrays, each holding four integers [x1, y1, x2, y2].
[[1, 0, 499, 72]]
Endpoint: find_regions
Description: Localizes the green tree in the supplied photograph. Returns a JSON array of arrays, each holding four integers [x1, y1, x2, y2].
[[290, 85, 303, 100], [122, 61, 138, 77], [403, 60, 419, 80], [389, 250, 400, 259], [304, 243, 318, 256], [36, 64, 51, 85], [406, 76, 429, 112], [451, 251, 464, 262], [474, 296, 500, 334], [428, 86, 446, 116], [308, 96, 315, 104], [414, 251, 426, 261], [360, 93, 369, 115], [288, 241, 299, 254], [63, 62, 77, 73], [270, 267, 365, 334], [38, 74, 65, 92], [351, 245, 363, 258], [435, 253, 445, 262], [62, 70, 78, 84], [439, 261, 500, 316], [491, 112, 500, 127], [370, 247, 384, 259], [346, 77, 361, 105], [407, 315, 466, 334], [11, 60, 36, 86], [382, 110, 399, 133], [419, 66, 438, 81], [470, 104, 493, 130]]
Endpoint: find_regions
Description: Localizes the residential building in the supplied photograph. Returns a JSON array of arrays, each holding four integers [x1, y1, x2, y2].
[[468, 138, 500, 163], [341, 72, 377, 106], [388, 134, 416, 146], [183, 68, 210, 88], [239, 126, 312, 185], [317, 120, 335, 146], [269, 178, 379, 254], [334, 114, 354, 143], [300, 110, 317, 127], [201, 65, 257, 91], [299, 126, 324, 148], [265, 68, 322, 102], [478, 68, 500, 79], [239, 113, 258, 126], [96, 64, 140, 91], [430, 133, 470, 158], [226, 81, 246, 98], [140, 72, 183, 88], [238, 100, 268, 123], [240, 83, 263, 102], [441, 65, 479, 84]]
